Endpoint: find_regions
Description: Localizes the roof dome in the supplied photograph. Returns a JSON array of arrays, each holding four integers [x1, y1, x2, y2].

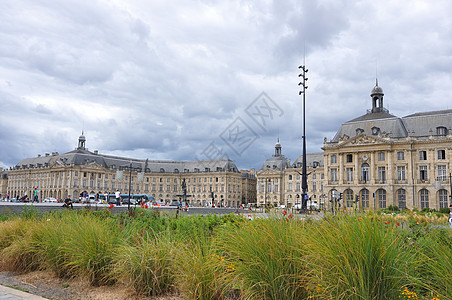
[[371, 79, 384, 95]]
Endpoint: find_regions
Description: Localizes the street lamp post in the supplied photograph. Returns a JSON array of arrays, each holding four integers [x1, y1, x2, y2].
[[298, 62, 308, 211], [449, 172, 452, 205], [128, 161, 132, 213]]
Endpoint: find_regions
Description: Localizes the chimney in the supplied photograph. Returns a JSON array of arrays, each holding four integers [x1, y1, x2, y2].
[[94, 150, 98, 155], [38, 154, 41, 157], [45, 153, 50, 157]]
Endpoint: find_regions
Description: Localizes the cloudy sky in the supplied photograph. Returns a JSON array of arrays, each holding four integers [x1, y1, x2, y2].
[[1, 0, 451, 170]]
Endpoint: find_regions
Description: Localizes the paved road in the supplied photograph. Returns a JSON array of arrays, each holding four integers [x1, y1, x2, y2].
[[0, 284, 46, 300]]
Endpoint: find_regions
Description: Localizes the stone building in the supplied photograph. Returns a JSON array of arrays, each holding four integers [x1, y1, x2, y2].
[[0, 169, 8, 199], [240, 169, 257, 205], [323, 80, 452, 211], [256, 140, 324, 208], [6, 134, 247, 207]]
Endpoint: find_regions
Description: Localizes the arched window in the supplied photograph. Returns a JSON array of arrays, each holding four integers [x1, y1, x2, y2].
[[439, 189, 448, 209], [397, 189, 406, 210], [361, 163, 370, 183], [420, 189, 429, 209], [377, 189, 386, 209], [345, 189, 354, 207], [360, 188, 369, 209]]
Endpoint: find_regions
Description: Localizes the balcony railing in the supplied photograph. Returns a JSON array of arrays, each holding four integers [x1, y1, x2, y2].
[[328, 180, 338, 185], [376, 179, 386, 184], [417, 179, 429, 184], [358, 180, 368, 184], [394, 179, 407, 184], [436, 177, 449, 183]]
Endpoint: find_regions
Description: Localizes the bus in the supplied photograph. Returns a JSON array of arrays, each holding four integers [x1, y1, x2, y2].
[[106, 194, 155, 205]]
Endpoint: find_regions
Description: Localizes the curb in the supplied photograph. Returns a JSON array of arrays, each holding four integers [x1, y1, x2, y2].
[[0, 284, 47, 299]]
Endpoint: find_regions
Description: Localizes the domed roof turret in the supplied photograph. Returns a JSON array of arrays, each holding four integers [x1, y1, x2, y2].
[[371, 79, 384, 95]]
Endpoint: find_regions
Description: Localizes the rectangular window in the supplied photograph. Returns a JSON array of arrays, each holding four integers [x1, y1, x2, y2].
[[288, 183, 292, 192], [346, 167, 353, 182], [330, 168, 337, 182], [419, 166, 428, 181], [437, 165, 447, 181], [331, 155, 337, 164], [419, 151, 427, 160], [346, 154, 353, 163], [397, 166, 406, 181], [378, 152, 385, 161], [378, 167, 386, 183], [438, 150, 446, 160], [397, 152, 404, 160]]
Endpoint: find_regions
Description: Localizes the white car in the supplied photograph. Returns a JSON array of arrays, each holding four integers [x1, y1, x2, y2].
[[43, 197, 58, 203]]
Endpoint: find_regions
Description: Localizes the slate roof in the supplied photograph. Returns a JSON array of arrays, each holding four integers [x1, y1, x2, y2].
[[330, 83, 452, 143], [15, 148, 239, 173], [292, 152, 324, 168]]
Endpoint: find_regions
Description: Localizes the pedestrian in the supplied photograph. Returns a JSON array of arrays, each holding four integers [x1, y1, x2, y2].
[[449, 204, 452, 228], [103, 192, 108, 204], [63, 195, 73, 208], [115, 189, 121, 206], [33, 188, 39, 203]]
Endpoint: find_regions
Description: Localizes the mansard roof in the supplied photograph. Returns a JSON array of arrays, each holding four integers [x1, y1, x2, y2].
[[329, 82, 452, 143], [14, 145, 239, 173], [292, 152, 324, 168]]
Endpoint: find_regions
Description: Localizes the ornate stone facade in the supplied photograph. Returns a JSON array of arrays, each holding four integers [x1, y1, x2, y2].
[[256, 140, 324, 208], [6, 135, 250, 207], [323, 81, 452, 211]]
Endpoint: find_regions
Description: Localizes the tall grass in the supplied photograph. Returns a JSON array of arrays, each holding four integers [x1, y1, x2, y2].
[[215, 215, 308, 300], [411, 228, 452, 299], [174, 235, 225, 300], [0, 209, 449, 299], [112, 231, 176, 297], [303, 214, 415, 299]]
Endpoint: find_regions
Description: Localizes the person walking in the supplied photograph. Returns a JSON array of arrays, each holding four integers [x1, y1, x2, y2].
[[115, 189, 121, 206], [449, 204, 452, 228], [33, 188, 39, 203]]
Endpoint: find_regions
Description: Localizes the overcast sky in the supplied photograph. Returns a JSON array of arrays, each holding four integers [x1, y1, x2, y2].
[[1, 0, 451, 170]]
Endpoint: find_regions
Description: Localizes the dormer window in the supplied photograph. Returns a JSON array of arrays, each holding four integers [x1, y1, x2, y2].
[[437, 126, 447, 136], [160, 168, 165, 173], [356, 128, 364, 135], [371, 127, 380, 135]]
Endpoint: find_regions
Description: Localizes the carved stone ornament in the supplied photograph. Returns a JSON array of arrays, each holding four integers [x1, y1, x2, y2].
[[350, 135, 377, 145], [339, 134, 350, 142]]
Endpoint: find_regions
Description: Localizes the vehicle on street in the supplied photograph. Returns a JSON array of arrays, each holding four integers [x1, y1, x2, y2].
[[44, 197, 59, 203]]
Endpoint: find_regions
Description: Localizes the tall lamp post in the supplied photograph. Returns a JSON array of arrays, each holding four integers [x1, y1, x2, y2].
[[298, 63, 308, 211], [449, 172, 452, 205], [128, 161, 132, 213]]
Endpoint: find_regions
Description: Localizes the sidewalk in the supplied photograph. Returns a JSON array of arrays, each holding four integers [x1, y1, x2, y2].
[[0, 284, 47, 300]]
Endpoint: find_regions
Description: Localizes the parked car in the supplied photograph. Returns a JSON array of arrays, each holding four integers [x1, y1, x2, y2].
[[44, 197, 59, 203]]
